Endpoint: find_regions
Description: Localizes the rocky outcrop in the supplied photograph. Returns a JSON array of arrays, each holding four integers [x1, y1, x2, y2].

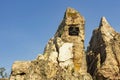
[[10, 7, 120, 80], [10, 8, 92, 80], [87, 17, 120, 80]]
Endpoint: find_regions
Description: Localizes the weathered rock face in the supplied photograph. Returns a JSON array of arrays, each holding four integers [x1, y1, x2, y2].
[[9, 7, 120, 80], [54, 8, 85, 72], [0, 78, 8, 80], [10, 8, 92, 80], [87, 17, 120, 80]]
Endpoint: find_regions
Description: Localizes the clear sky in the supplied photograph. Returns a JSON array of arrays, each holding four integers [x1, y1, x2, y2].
[[0, 0, 120, 75]]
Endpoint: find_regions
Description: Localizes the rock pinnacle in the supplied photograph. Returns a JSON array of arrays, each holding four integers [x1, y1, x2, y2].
[[99, 16, 110, 26]]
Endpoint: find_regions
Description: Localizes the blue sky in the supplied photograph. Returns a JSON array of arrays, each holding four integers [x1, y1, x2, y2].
[[0, 0, 120, 75]]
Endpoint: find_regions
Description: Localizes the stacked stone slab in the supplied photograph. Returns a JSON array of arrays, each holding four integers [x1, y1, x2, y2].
[[10, 8, 92, 80], [87, 17, 120, 80]]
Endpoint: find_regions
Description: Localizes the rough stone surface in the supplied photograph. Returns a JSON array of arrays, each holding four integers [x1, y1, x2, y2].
[[0, 79, 8, 80], [87, 17, 120, 80], [58, 43, 73, 62], [10, 8, 92, 80], [9, 8, 120, 80]]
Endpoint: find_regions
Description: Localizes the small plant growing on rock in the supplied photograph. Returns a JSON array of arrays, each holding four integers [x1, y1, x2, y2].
[[0, 67, 8, 78]]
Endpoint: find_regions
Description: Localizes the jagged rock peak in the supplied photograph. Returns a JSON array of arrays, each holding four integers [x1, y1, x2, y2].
[[99, 17, 114, 30], [64, 7, 85, 25], [55, 7, 85, 41], [98, 17, 116, 41], [99, 16, 109, 26], [99, 17, 115, 31], [65, 7, 84, 18], [87, 17, 120, 80], [65, 7, 78, 14]]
